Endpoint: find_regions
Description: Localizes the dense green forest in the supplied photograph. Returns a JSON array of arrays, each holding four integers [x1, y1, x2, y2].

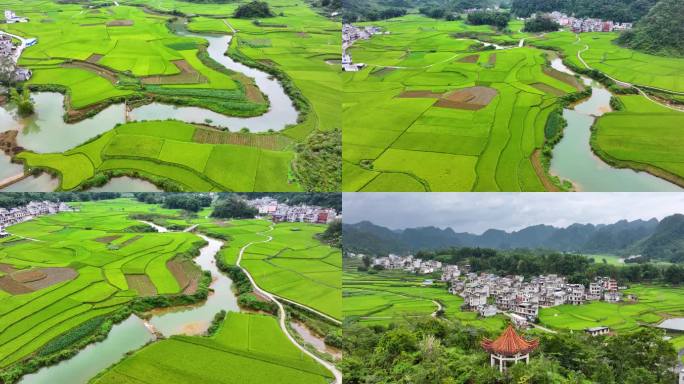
[[466, 10, 510, 28], [341, 317, 677, 384], [234, 1, 275, 18], [511, 0, 657, 22], [617, 0, 684, 56], [412, 247, 684, 285], [523, 14, 560, 32], [342, 0, 499, 22]]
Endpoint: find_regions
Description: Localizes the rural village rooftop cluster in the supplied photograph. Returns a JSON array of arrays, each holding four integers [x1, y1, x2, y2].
[[364, 253, 633, 335], [0, 201, 73, 237], [0, 10, 36, 82], [246, 197, 339, 224]]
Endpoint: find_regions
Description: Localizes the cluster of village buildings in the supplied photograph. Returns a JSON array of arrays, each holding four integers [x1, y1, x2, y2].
[[0, 201, 73, 237], [369, 254, 627, 333], [546, 11, 633, 33], [341, 24, 386, 72], [3, 10, 28, 24], [246, 197, 339, 225], [1, 10, 34, 82]]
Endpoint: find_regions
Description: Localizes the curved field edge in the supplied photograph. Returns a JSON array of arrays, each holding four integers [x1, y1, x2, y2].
[[13, 121, 302, 192], [88, 312, 333, 384], [590, 122, 684, 189]]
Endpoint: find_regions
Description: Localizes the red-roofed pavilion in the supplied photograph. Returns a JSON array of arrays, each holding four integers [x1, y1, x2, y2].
[[481, 324, 539, 372]]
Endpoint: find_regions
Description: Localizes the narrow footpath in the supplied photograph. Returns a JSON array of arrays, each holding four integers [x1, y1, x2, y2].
[[236, 224, 343, 384], [575, 34, 684, 112]]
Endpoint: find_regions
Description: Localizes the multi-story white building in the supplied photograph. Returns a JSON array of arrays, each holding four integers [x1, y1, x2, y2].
[[0, 201, 72, 235]]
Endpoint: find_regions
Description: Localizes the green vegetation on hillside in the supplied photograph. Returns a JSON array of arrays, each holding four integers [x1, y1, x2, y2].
[[511, 0, 657, 23], [341, 316, 677, 384], [616, 0, 684, 57], [234, 1, 276, 19]]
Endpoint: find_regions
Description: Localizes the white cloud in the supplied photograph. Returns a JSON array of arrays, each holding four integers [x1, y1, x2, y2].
[[343, 193, 684, 234]]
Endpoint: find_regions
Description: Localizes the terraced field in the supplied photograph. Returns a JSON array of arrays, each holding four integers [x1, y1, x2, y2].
[[343, 267, 506, 331], [342, 15, 580, 191], [92, 312, 332, 384], [16, 121, 300, 192], [539, 285, 684, 332], [0, 199, 204, 369], [205, 220, 342, 320]]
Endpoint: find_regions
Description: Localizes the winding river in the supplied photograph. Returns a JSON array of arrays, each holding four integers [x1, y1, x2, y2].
[[0, 25, 297, 192], [18, 226, 237, 384], [548, 58, 682, 191]]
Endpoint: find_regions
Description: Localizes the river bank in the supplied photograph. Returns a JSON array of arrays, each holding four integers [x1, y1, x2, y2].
[[0, 19, 298, 192]]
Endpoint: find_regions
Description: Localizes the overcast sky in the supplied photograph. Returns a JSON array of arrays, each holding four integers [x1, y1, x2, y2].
[[343, 193, 684, 234]]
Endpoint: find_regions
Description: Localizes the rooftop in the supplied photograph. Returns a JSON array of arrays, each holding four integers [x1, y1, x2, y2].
[[481, 325, 539, 356]]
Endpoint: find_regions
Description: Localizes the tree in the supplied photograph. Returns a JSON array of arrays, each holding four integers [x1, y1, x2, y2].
[[10, 88, 34, 117], [523, 14, 560, 32], [234, 1, 275, 19], [211, 197, 258, 219], [617, 0, 684, 56]]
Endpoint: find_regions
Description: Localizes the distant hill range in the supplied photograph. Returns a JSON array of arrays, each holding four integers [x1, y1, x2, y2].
[[343, 214, 684, 262]]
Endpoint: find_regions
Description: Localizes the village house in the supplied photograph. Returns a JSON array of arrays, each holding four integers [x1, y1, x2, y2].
[[247, 197, 337, 225], [584, 326, 610, 337], [4, 10, 28, 24], [547, 11, 631, 33], [0, 201, 72, 236]]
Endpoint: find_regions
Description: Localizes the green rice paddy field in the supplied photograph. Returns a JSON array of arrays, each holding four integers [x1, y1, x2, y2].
[[529, 31, 684, 92], [0, 198, 341, 381], [342, 15, 581, 191], [1, 0, 341, 191], [592, 94, 684, 186], [17, 121, 300, 192], [0, 199, 203, 369], [92, 312, 332, 384], [343, 267, 506, 332], [204, 220, 342, 320], [539, 285, 684, 333]]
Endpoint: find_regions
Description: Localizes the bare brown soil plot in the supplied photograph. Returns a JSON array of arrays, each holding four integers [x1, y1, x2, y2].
[[193, 127, 292, 150], [0, 263, 18, 274], [86, 54, 103, 63], [141, 60, 207, 85], [397, 90, 444, 99], [125, 274, 157, 296], [0, 276, 31, 294], [297, 32, 310, 38], [167, 259, 200, 294], [12, 270, 47, 283], [107, 20, 134, 27], [543, 67, 582, 90], [95, 235, 122, 244], [459, 54, 479, 63], [531, 82, 565, 96], [488, 53, 497, 65], [22, 268, 78, 290], [434, 86, 497, 110]]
